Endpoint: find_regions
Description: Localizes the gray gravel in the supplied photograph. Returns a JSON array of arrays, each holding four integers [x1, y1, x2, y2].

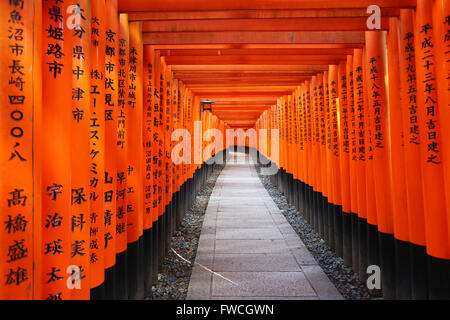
[[254, 163, 378, 300], [151, 164, 225, 300]]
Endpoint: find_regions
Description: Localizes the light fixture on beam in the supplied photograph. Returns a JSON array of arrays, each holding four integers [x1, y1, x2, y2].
[[200, 99, 214, 112]]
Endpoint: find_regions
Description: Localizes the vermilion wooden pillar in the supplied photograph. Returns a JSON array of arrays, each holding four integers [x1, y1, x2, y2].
[[115, 12, 129, 300], [415, 0, 449, 299], [280, 96, 285, 180], [150, 49, 162, 284], [143, 45, 155, 298], [292, 92, 299, 186], [70, 0, 91, 300], [363, 46, 379, 290], [41, 0, 73, 300], [32, 0, 43, 300], [323, 71, 334, 248], [318, 74, 328, 240], [163, 63, 174, 256], [157, 56, 167, 264], [304, 82, 312, 224], [103, 0, 119, 298], [329, 64, 343, 258], [433, 0, 450, 263], [346, 54, 359, 272], [287, 94, 293, 198], [127, 21, 144, 300], [387, 17, 411, 300], [338, 61, 352, 266], [365, 35, 396, 300], [89, 0, 106, 298], [398, 8, 428, 300], [353, 48, 368, 280], [0, 0, 38, 300], [310, 77, 319, 230]]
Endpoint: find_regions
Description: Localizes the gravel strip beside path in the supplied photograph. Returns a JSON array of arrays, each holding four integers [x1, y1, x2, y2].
[[151, 164, 225, 300], [255, 164, 378, 300]]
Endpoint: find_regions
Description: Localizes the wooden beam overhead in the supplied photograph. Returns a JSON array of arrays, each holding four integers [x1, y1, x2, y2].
[[143, 31, 365, 45], [214, 109, 264, 112], [193, 91, 293, 96], [142, 17, 389, 33], [150, 44, 364, 49], [214, 115, 266, 120], [160, 48, 355, 56], [212, 106, 270, 110], [164, 55, 345, 65], [128, 8, 400, 21], [189, 86, 297, 90], [174, 72, 315, 79], [171, 64, 330, 72], [182, 78, 309, 85], [119, 0, 415, 12], [224, 120, 257, 123], [225, 124, 255, 129], [206, 97, 278, 102], [212, 101, 274, 106]]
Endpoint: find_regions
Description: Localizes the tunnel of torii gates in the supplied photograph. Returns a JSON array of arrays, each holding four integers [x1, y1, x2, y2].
[[0, 0, 449, 301]]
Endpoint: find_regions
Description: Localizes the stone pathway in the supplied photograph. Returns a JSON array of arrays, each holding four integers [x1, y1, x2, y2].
[[187, 152, 342, 300]]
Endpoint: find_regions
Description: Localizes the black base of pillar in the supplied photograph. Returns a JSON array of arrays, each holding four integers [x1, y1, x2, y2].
[[394, 238, 411, 300], [153, 219, 159, 283], [293, 178, 299, 209], [378, 232, 396, 299], [333, 204, 343, 258], [358, 218, 369, 283], [126, 236, 144, 299], [287, 173, 294, 206], [351, 213, 359, 274], [115, 250, 128, 300], [317, 192, 324, 238], [322, 196, 329, 245], [328, 202, 335, 251], [427, 255, 450, 299], [409, 243, 428, 299], [342, 212, 352, 267], [143, 227, 153, 298], [104, 265, 116, 299], [90, 283, 105, 300], [165, 203, 172, 255]]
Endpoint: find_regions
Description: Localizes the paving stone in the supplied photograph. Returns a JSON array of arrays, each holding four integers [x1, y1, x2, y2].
[[211, 272, 317, 297], [215, 218, 275, 229], [214, 239, 291, 254], [186, 267, 212, 300], [216, 227, 284, 240], [301, 265, 344, 300], [213, 253, 301, 272], [290, 246, 318, 265]]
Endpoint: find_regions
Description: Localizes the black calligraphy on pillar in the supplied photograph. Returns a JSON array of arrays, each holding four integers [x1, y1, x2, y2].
[[355, 66, 366, 161], [341, 75, 349, 154], [419, 24, 440, 165], [6, 0, 28, 170], [403, 32, 420, 145], [368, 57, 384, 149], [329, 79, 339, 156]]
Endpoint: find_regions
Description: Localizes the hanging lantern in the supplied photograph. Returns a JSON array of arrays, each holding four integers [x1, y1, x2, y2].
[[200, 99, 214, 112]]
